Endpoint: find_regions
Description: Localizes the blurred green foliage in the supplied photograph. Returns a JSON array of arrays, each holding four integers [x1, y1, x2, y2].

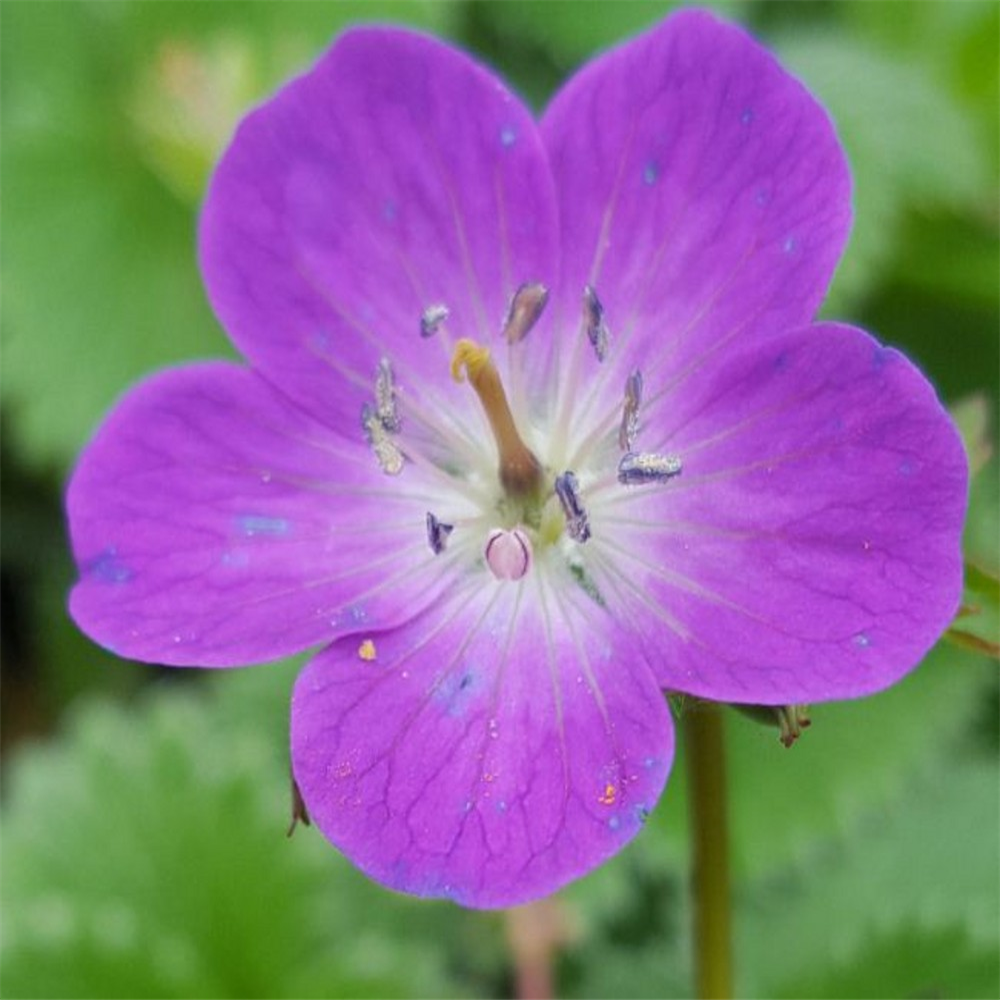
[[2, 2, 997, 998]]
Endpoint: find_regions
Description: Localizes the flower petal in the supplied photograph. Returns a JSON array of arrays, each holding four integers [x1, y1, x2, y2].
[[68, 363, 462, 666], [291, 573, 672, 908], [541, 10, 850, 403], [199, 27, 558, 433], [594, 323, 966, 703]]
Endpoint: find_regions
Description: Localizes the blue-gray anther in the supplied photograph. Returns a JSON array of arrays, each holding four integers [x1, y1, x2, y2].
[[426, 511, 454, 554], [420, 303, 450, 338], [617, 451, 682, 486], [554, 470, 591, 543], [618, 368, 643, 451], [502, 282, 549, 343], [582, 284, 610, 361], [375, 357, 400, 432], [362, 402, 405, 476]]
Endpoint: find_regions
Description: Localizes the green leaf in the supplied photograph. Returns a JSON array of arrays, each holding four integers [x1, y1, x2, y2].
[[738, 759, 1000, 998], [786, 924, 1000, 1000], [652, 644, 997, 882], [952, 393, 996, 476], [479, 0, 743, 67], [885, 210, 1000, 311], [843, 0, 1000, 174], [965, 452, 1000, 573], [948, 556, 1000, 661], [0, 680, 478, 999], [773, 30, 991, 313], [1, 1, 456, 472]]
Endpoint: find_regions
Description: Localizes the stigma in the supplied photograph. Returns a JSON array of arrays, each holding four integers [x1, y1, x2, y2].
[[451, 338, 543, 498]]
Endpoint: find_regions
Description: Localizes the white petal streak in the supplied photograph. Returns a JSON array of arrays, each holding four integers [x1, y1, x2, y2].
[[532, 571, 572, 806], [587, 540, 692, 643]]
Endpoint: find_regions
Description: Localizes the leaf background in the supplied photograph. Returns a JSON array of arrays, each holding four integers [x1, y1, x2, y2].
[[2, 2, 997, 997]]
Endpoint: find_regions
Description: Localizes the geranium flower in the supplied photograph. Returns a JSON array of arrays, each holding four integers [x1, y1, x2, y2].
[[67, 11, 966, 908]]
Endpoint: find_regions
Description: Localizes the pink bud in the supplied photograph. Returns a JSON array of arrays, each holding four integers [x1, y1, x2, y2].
[[485, 528, 532, 581]]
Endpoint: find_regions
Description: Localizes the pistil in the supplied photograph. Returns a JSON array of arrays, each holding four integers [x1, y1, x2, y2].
[[451, 338, 543, 498]]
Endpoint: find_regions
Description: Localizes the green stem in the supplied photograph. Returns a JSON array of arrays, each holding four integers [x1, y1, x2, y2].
[[684, 702, 732, 1000]]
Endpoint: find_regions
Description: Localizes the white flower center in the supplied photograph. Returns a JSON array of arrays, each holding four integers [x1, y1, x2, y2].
[[358, 284, 682, 588]]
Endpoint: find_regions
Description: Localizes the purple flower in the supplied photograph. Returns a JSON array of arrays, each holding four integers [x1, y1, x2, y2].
[[67, 11, 967, 907]]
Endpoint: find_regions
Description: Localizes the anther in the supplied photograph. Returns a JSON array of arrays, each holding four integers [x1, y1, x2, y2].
[[426, 512, 454, 554], [362, 403, 405, 475], [451, 338, 543, 498], [618, 368, 643, 452], [420, 303, 450, 338], [375, 357, 400, 432], [502, 282, 549, 343], [554, 471, 591, 543], [485, 528, 532, 581], [617, 451, 682, 486], [582, 285, 610, 361]]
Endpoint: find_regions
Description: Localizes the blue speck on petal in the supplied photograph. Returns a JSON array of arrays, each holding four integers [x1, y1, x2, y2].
[[872, 344, 893, 370], [382, 199, 398, 223], [238, 515, 290, 537], [642, 161, 659, 185], [782, 235, 797, 254], [308, 329, 330, 352], [853, 631, 872, 649], [221, 550, 250, 568], [86, 547, 133, 584], [642, 756, 657, 770], [330, 603, 369, 630], [899, 458, 915, 476], [740, 107, 754, 125], [608, 815, 621, 831], [499, 125, 517, 148], [755, 187, 771, 207], [496, 799, 508, 813], [435, 667, 478, 716]]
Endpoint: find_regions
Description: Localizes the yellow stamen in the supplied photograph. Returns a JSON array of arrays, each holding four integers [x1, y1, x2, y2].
[[357, 638, 377, 661], [451, 338, 542, 497]]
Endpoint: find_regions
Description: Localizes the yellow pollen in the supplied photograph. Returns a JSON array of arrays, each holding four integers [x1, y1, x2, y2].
[[357, 638, 377, 661], [598, 782, 617, 806], [449, 337, 542, 498]]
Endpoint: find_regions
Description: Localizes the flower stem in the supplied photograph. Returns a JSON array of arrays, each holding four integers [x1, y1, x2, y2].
[[504, 899, 567, 999], [683, 702, 732, 999]]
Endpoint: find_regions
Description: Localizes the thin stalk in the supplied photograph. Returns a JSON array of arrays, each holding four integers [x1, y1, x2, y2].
[[504, 899, 566, 1000], [684, 702, 732, 999]]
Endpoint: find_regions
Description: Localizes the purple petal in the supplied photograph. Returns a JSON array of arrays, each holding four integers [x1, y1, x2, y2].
[[291, 575, 672, 908], [68, 364, 460, 666], [540, 10, 850, 404], [594, 323, 967, 703], [199, 27, 558, 433]]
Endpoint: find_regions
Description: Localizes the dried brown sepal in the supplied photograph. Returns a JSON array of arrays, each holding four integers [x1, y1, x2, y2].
[[732, 702, 812, 747], [287, 775, 311, 837]]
